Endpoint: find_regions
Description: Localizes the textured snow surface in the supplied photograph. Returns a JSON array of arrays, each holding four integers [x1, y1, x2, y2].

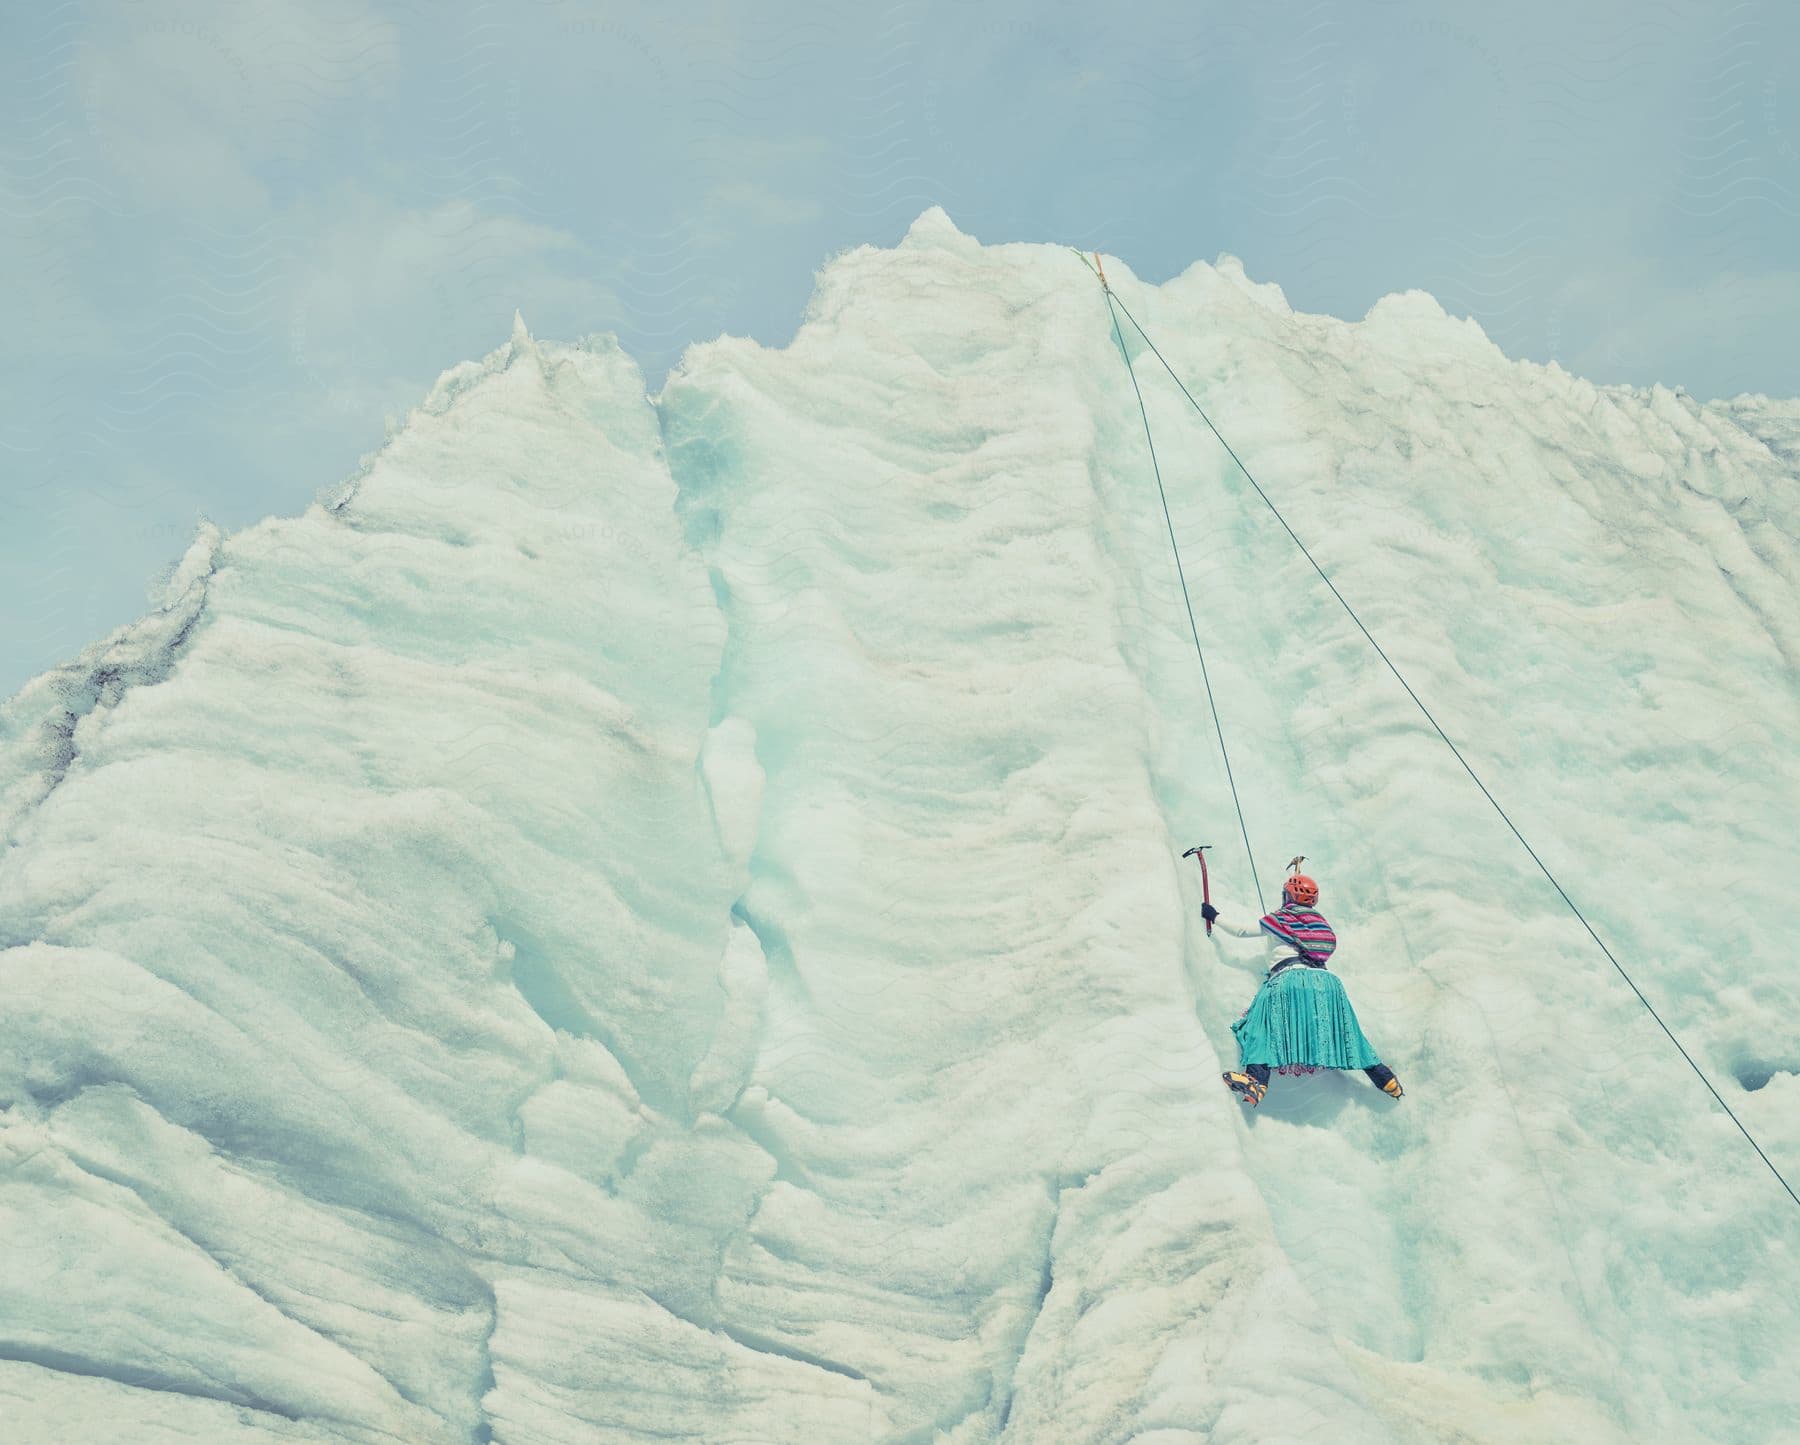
[[2, 213, 1798, 1443]]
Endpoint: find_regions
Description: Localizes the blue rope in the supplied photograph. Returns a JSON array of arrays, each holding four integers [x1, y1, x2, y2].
[[1091, 262, 1265, 915]]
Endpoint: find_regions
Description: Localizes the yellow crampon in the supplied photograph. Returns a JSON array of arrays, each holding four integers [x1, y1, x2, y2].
[[1223, 1071, 1266, 1107]]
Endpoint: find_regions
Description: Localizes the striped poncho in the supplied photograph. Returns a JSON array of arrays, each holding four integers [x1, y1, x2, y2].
[[1259, 904, 1337, 967]]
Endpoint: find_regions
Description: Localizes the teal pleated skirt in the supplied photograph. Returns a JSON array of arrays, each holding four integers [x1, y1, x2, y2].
[[1232, 966, 1383, 1071]]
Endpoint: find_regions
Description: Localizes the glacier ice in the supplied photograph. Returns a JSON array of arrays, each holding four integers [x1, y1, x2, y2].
[[1, 210, 1797, 1443]]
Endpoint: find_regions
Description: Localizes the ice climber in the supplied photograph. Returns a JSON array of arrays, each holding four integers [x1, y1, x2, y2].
[[1204, 863, 1404, 1107]]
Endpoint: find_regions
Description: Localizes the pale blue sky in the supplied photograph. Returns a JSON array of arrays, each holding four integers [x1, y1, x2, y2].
[[4, 0, 1797, 698]]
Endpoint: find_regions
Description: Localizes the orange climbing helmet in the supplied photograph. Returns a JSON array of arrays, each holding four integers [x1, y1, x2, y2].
[[1284, 874, 1320, 906], [1283, 856, 1319, 906]]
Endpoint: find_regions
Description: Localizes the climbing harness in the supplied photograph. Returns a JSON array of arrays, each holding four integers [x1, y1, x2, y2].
[[1076, 247, 1799, 1211]]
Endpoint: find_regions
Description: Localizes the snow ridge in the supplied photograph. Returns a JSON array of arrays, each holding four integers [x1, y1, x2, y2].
[[0, 525, 219, 843]]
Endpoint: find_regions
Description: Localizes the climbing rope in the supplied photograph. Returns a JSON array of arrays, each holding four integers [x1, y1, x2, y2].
[[1082, 250, 1800, 1211], [1082, 249, 1265, 914]]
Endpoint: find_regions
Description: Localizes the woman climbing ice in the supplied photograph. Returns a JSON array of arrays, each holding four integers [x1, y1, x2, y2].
[[1203, 859, 1404, 1107]]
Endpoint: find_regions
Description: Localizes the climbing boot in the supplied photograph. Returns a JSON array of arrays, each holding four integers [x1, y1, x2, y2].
[[1222, 1071, 1266, 1107]]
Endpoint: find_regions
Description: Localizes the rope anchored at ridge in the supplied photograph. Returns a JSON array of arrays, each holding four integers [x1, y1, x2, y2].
[[1080, 248, 1799, 1213], [1079, 249, 1265, 915]]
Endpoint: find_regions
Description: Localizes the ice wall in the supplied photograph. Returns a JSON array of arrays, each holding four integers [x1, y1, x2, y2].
[[1, 214, 1796, 1443]]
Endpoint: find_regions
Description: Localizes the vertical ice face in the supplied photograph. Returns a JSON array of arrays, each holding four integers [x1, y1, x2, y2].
[[657, 210, 1397, 1440], [2, 216, 1797, 1443]]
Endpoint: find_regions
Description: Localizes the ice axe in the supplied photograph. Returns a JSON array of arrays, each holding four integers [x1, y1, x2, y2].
[[1182, 845, 1214, 933]]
